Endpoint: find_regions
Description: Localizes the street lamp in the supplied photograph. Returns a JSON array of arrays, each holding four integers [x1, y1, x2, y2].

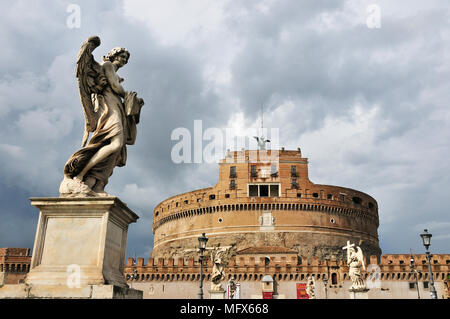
[[409, 255, 421, 299], [420, 229, 437, 299], [322, 276, 328, 299], [198, 233, 208, 299]]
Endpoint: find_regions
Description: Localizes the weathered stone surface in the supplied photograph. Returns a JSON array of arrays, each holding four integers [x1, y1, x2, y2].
[[152, 150, 381, 261], [26, 197, 138, 288], [0, 284, 142, 299]]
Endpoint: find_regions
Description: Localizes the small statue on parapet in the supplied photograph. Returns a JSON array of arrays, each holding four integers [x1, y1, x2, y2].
[[210, 246, 232, 292], [343, 241, 367, 291], [306, 276, 316, 299]]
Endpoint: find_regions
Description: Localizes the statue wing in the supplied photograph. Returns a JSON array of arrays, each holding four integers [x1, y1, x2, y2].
[[76, 36, 107, 147], [356, 247, 365, 270]]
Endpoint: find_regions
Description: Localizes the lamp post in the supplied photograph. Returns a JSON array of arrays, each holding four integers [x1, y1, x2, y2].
[[323, 276, 328, 299], [409, 255, 421, 299], [420, 229, 438, 299], [198, 233, 208, 299]]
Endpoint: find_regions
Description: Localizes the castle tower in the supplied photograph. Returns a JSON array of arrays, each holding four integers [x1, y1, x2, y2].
[[151, 148, 381, 261]]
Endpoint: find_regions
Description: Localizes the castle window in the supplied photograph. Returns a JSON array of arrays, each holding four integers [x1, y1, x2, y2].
[[340, 194, 346, 202], [264, 257, 270, 266], [155, 211, 159, 217], [409, 282, 415, 289], [209, 194, 216, 200], [352, 197, 362, 205], [184, 200, 189, 204], [270, 185, 279, 197], [292, 178, 298, 189], [368, 202, 374, 209], [248, 184, 280, 197], [230, 166, 236, 178], [225, 194, 230, 198], [332, 273, 338, 285], [291, 165, 298, 177], [249, 185, 258, 197], [297, 193, 302, 198], [251, 165, 257, 178], [312, 192, 319, 198], [327, 194, 332, 200], [423, 281, 429, 289], [230, 180, 236, 189], [197, 198, 201, 203], [260, 185, 269, 197], [176, 202, 178, 207]]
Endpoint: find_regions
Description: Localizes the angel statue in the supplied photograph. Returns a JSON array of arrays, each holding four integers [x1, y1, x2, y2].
[[306, 276, 316, 299], [59, 36, 144, 197], [210, 246, 231, 292], [343, 241, 366, 291]]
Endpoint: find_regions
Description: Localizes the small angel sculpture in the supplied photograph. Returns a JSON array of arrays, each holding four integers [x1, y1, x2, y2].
[[210, 246, 231, 292], [346, 244, 367, 291], [306, 276, 316, 299], [59, 36, 144, 197]]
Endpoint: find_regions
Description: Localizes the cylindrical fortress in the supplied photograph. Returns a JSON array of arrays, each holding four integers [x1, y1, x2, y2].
[[152, 149, 381, 261]]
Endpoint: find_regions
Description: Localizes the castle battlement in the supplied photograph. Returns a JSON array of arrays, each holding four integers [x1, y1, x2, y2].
[[125, 253, 450, 284]]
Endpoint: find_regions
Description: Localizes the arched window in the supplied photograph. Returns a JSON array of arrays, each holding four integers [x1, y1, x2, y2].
[[332, 273, 338, 285]]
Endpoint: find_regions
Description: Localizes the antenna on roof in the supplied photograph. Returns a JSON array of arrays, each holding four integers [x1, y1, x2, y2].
[[253, 103, 270, 150]]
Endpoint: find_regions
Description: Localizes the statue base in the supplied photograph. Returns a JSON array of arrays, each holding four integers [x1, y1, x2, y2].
[[349, 288, 369, 299], [0, 284, 142, 299], [209, 289, 226, 299], [14, 196, 142, 299]]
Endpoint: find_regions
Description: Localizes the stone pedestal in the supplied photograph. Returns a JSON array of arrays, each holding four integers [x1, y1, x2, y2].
[[0, 284, 142, 299], [349, 288, 369, 299], [0, 197, 142, 299], [209, 289, 226, 299]]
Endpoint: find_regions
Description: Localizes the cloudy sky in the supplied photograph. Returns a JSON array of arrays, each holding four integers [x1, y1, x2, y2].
[[1, 0, 449, 259]]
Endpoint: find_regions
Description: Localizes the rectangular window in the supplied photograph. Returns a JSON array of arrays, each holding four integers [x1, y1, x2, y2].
[[270, 185, 279, 197], [249, 185, 258, 197], [409, 282, 415, 289], [340, 194, 345, 202], [292, 178, 298, 188], [230, 166, 236, 178], [260, 185, 269, 197], [230, 180, 236, 189], [248, 184, 280, 197], [291, 165, 298, 177], [251, 165, 257, 177], [184, 200, 189, 204], [209, 194, 216, 200], [225, 194, 230, 198], [423, 281, 429, 289]]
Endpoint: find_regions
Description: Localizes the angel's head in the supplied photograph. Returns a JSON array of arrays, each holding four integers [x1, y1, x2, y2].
[[103, 47, 130, 69]]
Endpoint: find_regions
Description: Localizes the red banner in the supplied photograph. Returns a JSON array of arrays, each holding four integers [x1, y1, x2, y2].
[[262, 292, 273, 299], [296, 283, 309, 299]]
